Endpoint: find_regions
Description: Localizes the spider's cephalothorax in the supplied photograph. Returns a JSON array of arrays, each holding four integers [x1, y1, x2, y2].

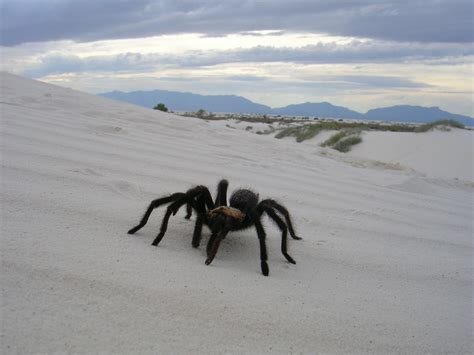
[[127, 180, 301, 276]]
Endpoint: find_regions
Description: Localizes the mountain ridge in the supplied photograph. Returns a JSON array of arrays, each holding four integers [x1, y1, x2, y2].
[[100, 89, 473, 125]]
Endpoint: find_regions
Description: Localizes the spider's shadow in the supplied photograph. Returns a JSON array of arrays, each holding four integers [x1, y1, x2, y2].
[[130, 213, 287, 273], [132, 212, 255, 256]]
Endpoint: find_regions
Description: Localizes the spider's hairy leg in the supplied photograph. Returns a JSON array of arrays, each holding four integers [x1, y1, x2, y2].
[[152, 185, 214, 247], [259, 205, 296, 264], [171, 185, 214, 215], [191, 213, 204, 248], [205, 214, 226, 256], [151, 195, 196, 246], [185, 203, 192, 219], [259, 199, 301, 240], [191, 194, 210, 248], [214, 179, 229, 207], [128, 193, 185, 235], [151, 206, 174, 246], [206, 233, 217, 256], [253, 213, 270, 276], [205, 228, 229, 266]]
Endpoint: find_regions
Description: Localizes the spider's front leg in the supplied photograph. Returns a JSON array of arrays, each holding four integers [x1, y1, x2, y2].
[[205, 228, 229, 266], [205, 212, 231, 265]]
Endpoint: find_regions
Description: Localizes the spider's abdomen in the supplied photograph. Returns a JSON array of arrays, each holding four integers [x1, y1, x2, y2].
[[229, 189, 259, 214]]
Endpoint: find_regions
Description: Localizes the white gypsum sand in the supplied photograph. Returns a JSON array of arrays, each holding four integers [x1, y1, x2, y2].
[[347, 129, 473, 181], [1, 72, 472, 353]]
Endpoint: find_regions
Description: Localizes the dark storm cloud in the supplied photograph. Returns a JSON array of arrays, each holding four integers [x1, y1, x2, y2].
[[2, 0, 472, 46]]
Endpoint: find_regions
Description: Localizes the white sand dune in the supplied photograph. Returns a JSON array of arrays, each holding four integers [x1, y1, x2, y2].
[[348, 130, 473, 181], [1, 72, 472, 354]]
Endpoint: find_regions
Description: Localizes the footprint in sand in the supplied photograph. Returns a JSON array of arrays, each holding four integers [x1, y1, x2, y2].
[[108, 180, 141, 199], [87, 124, 127, 136], [70, 167, 104, 177]]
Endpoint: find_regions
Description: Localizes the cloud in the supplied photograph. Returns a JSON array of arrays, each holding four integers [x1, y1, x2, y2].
[[226, 75, 268, 82], [106, 73, 428, 90], [21, 52, 158, 77], [22, 54, 430, 91], [2, 0, 472, 46], [305, 75, 430, 89], [216, 41, 473, 66], [22, 40, 473, 78]]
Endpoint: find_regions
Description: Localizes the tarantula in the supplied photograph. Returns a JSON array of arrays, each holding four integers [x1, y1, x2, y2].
[[127, 179, 301, 276]]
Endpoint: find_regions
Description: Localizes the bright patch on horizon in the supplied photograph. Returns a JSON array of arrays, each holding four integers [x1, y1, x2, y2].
[[1, 29, 471, 117]]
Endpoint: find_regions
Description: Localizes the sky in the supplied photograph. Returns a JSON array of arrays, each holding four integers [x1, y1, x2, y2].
[[1, 0, 473, 116]]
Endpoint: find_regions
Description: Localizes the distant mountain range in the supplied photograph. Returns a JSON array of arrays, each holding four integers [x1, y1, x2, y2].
[[100, 89, 473, 126]]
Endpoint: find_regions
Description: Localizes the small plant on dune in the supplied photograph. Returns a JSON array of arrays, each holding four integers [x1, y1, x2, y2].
[[275, 124, 323, 142], [332, 136, 362, 152], [274, 121, 419, 143], [321, 129, 363, 152], [153, 103, 168, 112], [321, 130, 351, 147], [196, 109, 207, 118]]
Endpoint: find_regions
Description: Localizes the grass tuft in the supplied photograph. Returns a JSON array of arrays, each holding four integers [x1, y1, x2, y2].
[[275, 124, 323, 142], [321, 129, 360, 147], [414, 119, 465, 132], [332, 136, 363, 152]]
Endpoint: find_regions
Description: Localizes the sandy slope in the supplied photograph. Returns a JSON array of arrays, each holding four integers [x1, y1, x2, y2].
[[348, 130, 473, 181], [209, 119, 473, 182], [1, 73, 472, 354]]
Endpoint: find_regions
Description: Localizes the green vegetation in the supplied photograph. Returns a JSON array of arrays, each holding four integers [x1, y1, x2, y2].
[[176, 110, 466, 153], [320, 129, 363, 152], [321, 130, 352, 147], [333, 136, 363, 152], [153, 103, 168, 112], [179, 109, 466, 134], [274, 121, 417, 143], [196, 109, 207, 118], [275, 124, 323, 142], [414, 119, 465, 132], [274, 119, 465, 146]]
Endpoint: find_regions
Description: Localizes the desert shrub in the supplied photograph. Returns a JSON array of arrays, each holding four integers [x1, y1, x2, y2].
[[275, 124, 322, 142], [153, 103, 168, 112], [273, 120, 439, 143], [414, 119, 465, 132], [321, 130, 360, 147], [333, 136, 362, 152], [196, 109, 207, 118], [275, 126, 303, 139]]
